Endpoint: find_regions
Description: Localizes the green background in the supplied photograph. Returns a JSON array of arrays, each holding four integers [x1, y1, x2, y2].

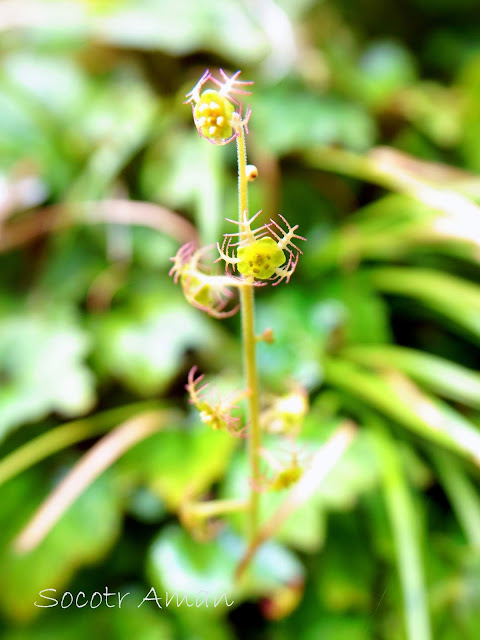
[[1, 0, 480, 638]]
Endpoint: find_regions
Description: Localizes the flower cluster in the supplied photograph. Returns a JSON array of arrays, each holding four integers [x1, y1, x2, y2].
[[170, 70, 306, 312], [185, 69, 253, 145], [169, 208, 305, 317]]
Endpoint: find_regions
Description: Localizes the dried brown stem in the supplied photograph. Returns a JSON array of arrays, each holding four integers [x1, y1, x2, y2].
[[14, 409, 179, 553], [0, 199, 198, 253]]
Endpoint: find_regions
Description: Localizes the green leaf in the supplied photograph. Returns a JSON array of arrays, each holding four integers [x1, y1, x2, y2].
[[303, 615, 373, 640], [141, 132, 224, 245], [277, 609, 373, 640], [35, 228, 108, 304], [256, 289, 330, 388], [311, 429, 381, 509], [317, 274, 392, 344], [3, 53, 88, 119], [221, 449, 325, 552], [0, 470, 122, 622], [147, 524, 304, 606], [0, 402, 162, 488], [316, 515, 374, 612], [0, 308, 95, 440], [91, 0, 267, 62], [324, 357, 480, 464], [432, 450, 480, 550], [90, 286, 233, 396], [0, 80, 72, 192], [254, 85, 376, 155], [311, 194, 451, 270], [67, 75, 158, 201], [355, 40, 417, 106], [221, 424, 379, 552], [1, 588, 174, 640], [120, 426, 237, 510]]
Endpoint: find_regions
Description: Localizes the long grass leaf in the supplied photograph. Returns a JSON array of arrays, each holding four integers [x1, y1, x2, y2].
[[324, 358, 480, 465], [373, 424, 432, 640], [0, 401, 164, 488], [342, 344, 480, 409], [431, 450, 480, 551], [367, 267, 480, 341]]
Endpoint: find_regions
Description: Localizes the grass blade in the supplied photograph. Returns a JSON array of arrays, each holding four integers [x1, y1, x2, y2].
[[342, 344, 480, 409], [324, 358, 480, 465], [367, 267, 480, 342], [373, 423, 432, 640], [0, 402, 165, 488], [431, 450, 480, 551]]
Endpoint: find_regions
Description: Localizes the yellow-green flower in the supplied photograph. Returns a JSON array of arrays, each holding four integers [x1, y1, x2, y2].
[[185, 69, 252, 146], [217, 211, 305, 286]]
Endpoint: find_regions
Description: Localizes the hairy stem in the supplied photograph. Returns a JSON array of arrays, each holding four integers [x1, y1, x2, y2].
[[237, 125, 261, 542]]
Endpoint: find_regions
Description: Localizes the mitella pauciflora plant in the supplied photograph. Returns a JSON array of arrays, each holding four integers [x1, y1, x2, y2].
[[170, 68, 308, 567]]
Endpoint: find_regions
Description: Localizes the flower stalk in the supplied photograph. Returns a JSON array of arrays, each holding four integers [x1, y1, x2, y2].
[[237, 127, 262, 539], [173, 68, 306, 552]]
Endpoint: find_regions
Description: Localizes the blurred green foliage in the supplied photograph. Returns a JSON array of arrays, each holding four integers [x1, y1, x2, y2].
[[1, 0, 480, 639]]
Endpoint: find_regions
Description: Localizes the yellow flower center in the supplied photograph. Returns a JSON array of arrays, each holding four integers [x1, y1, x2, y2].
[[193, 90, 235, 143], [237, 237, 285, 280]]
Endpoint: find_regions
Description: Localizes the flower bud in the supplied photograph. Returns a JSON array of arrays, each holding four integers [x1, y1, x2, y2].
[[246, 164, 258, 181], [193, 90, 236, 144]]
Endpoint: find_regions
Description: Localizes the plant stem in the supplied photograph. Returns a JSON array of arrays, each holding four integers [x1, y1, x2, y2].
[[236, 422, 356, 580], [236, 125, 261, 543], [242, 285, 261, 540]]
